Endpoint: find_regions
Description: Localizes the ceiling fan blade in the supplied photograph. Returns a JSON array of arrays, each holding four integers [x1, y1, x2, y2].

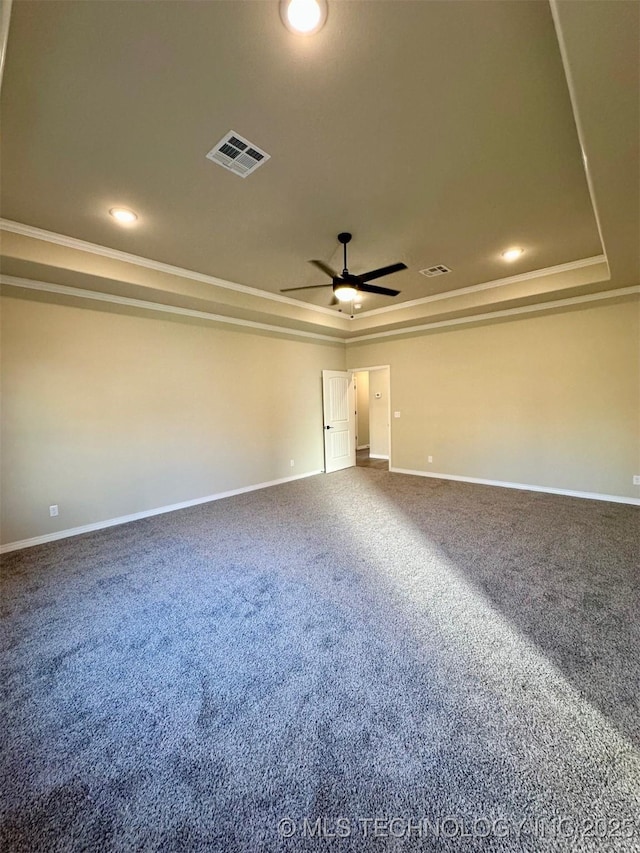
[[280, 284, 332, 292], [358, 262, 407, 283], [310, 259, 339, 279], [358, 283, 401, 297]]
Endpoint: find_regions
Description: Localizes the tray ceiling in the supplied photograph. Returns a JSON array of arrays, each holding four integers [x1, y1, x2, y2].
[[1, 0, 638, 340]]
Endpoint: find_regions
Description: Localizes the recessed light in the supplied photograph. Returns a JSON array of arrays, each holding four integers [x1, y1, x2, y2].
[[109, 207, 138, 225], [280, 0, 328, 35], [501, 247, 524, 262]]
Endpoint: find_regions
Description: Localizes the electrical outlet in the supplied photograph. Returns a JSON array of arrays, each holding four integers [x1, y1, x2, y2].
[[633, 475, 640, 486], [290, 459, 295, 468], [428, 456, 433, 463], [49, 505, 59, 517]]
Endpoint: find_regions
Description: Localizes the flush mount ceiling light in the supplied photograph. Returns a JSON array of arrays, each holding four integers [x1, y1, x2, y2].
[[501, 247, 524, 261], [280, 0, 328, 35], [109, 207, 138, 225]]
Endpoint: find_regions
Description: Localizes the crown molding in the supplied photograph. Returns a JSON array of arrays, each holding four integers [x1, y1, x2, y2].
[[355, 254, 609, 318], [347, 285, 640, 343], [0, 220, 610, 327], [0, 218, 340, 318], [0, 274, 346, 344], [4, 275, 636, 346]]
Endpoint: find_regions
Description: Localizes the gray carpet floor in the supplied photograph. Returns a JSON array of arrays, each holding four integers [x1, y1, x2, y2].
[[1, 467, 639, 852]]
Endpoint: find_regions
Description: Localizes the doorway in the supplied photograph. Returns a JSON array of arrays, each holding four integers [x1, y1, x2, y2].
[[352, 366, 391, 471]]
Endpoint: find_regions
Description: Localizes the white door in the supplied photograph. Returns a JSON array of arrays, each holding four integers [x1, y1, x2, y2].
[[322, 370, 356, 473]]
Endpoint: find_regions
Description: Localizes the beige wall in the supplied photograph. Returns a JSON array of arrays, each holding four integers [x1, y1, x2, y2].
[[347, 300, 640, 498], [0, 293, 345, 545], [369, 368, 390, 459], [354, 371, 369, 448], [2, 292, 638, 549]]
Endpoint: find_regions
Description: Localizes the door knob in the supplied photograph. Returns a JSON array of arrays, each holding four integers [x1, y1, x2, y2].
[[325, 425, 333, 430]]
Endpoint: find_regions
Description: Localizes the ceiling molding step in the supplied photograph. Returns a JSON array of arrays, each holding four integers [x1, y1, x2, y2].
[[0, 274, 346, 344], [0, 231, 351, 335], [0, 220, 611, 332], [0, 0, 12, 94], [346, 285, 640, 344], [355, 254, 609, 319], [0, 218, 339, 319], [549, 0, 608, 263]]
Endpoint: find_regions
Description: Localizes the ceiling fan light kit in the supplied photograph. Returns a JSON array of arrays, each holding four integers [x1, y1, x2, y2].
[[280, 231, 407, 310], [334, 285, 358, 302]]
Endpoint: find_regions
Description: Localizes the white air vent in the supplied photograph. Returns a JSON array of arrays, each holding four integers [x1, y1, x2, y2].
[[420, 265, 452, 277], [206, 131, 270, 178]]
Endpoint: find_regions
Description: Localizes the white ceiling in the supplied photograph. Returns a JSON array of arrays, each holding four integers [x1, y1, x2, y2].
[[0, 0, 638, 340]]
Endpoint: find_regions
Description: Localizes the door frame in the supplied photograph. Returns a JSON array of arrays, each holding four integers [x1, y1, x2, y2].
[[348, 364, 392, 467]]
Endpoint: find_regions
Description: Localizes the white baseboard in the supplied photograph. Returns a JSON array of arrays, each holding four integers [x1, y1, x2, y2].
[[356, 444, 370, 451], [370, 454, 390, 460], [390, 467, 640, 506], [0, 470, 323, 554]]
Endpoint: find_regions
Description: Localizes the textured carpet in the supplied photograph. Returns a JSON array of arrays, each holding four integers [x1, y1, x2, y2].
[[1, 468, 639, 852]]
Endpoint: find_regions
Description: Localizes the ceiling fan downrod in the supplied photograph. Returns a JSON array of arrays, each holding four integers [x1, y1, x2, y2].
[[338, 232, 352, 276]]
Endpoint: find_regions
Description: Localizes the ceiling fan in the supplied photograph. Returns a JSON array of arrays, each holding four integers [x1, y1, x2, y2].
[[281, 232, 407, 307]]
